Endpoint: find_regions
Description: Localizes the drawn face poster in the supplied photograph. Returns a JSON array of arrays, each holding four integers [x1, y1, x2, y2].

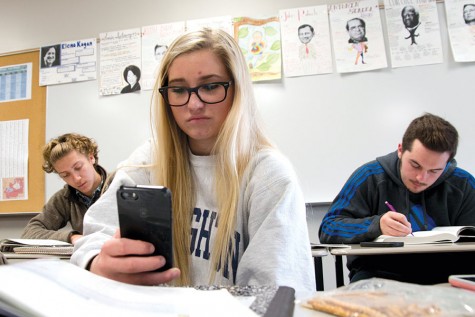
[[445, 0, 475, 62], [141, 22, 186, 90], [329, 0, 388, 73], [233, 17, 282, 82], [99, 28, 142, 96], [39, 38, 97, 86], [384, 0, 443, 68], [279, 5, 333, 77]]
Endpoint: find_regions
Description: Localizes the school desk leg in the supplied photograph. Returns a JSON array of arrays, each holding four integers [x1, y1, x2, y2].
[[314, 256, 324, 291], [335, 255, 344, 287]]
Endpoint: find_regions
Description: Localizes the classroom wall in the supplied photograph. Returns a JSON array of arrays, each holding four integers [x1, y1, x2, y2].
[[2, 0, 474, 204]]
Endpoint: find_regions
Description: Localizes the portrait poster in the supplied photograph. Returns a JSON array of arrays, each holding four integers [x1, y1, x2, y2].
[[233, 17, 282, 82], [1, 119, 29, 201], [279, 5, 333, 77], [445, 0, 475, 62], [99, 28, 142, 96], [329, 0, 388, 73], [141, 22, 186, 91], [186, 16, 234, 35], [39, 38, 97, 86], [384, 0, 443, 68]]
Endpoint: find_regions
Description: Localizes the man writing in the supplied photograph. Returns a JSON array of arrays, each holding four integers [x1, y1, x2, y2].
[[319, 113, 475, 284]]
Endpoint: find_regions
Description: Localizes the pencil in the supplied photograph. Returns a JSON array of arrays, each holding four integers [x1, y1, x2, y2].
[[384, 201, 414, 236], [384, 201, 396, 211]]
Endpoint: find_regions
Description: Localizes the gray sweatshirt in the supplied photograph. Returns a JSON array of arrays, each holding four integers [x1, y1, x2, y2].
[[71, 140, 315, 296]]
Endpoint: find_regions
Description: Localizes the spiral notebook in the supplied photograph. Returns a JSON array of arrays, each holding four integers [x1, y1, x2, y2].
[[12, 246, 74, 256], [0, 238, 73, 255]]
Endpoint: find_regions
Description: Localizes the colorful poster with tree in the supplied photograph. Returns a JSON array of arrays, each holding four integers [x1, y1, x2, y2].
[[233, 17, 281, 82]]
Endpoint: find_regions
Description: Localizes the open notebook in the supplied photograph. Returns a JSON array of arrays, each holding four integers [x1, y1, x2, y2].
[[0, 260, 259, 317], [374, 226, 475, 244]]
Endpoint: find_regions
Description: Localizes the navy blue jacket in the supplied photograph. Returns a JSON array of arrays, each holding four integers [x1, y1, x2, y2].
[[319, 151, 475, 284]]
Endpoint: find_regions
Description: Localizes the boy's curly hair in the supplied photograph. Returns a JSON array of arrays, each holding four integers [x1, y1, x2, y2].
[[42, 133, 99, 173]]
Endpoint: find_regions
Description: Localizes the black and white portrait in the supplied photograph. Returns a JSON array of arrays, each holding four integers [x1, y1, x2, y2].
[[41, 45, 61, 68], [401, 6, 421, 45]]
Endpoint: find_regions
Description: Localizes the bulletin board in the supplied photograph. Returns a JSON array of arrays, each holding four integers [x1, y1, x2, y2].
[[0, 50, 46, 213]]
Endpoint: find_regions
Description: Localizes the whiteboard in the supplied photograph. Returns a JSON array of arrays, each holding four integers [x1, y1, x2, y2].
[[32, 2, 473, 202]]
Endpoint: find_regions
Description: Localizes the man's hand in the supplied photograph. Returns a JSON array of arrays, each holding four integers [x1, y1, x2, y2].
[[380, 211, 412, 236]]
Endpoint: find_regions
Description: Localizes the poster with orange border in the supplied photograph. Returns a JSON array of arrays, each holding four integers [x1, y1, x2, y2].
[[233, 17, 281, 82]]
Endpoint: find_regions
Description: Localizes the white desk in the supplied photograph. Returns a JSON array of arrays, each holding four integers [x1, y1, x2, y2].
[[330, 242, 475, 287]]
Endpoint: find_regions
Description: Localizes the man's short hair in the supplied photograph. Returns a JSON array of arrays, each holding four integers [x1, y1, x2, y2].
[[346, 18, 366, 31], [298, 24, 314, 33], [402, 113, 458, 161]]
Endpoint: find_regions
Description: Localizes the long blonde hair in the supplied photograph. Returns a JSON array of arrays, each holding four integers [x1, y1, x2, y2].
[[150, 28, 273, 285]]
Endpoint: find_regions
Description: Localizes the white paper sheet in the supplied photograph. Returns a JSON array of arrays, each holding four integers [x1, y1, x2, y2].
[[39, 38, 97, 86], [0, 119, 28, 201], [0, 260, 259, 317], [330, 0, 388, 73], [384, 0, 444, 68], [141, 22, 186, 91], [280, 5, 333, 77], [99, 28, 142, 96], [0, 63, 32, 103], [445, 0, 475, 62]]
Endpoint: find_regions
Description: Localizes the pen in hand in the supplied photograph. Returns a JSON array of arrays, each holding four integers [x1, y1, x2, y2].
[[384, 201, 414, 236]]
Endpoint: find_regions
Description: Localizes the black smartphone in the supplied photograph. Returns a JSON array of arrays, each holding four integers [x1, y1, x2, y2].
[[360, 241, 404, 247], [117, 185, 173, 272]]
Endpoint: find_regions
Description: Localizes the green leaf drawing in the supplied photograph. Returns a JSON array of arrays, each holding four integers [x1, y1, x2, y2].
[[257, 62, 272, 71], [238, 27, 249, 39], [266, 53, 280, 64], [270, 40, 281, 51], [264, 26, 278, 37]]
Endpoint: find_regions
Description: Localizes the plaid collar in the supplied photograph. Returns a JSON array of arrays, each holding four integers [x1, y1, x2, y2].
[[76, 177, 104, 208]]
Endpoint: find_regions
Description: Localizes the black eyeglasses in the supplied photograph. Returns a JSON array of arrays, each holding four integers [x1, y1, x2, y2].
[[158, 81, 232, 107]]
